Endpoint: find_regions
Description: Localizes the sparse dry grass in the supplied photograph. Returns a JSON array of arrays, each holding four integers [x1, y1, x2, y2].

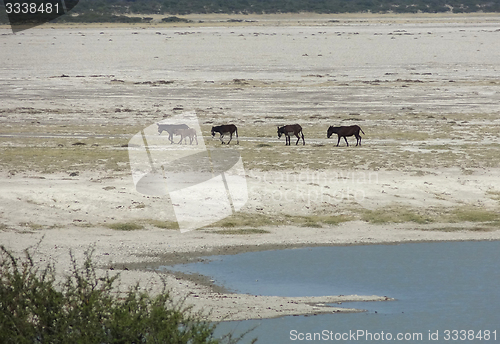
[[487, 191, 500, 202], [105, 222, 144, 231], [0, 138, 129, 173], [358, 205, 500, 227], [206, 212, 353, 229], [359, 206, 433, 224], [198, 205, 500, 230], [418, 226, 493, 232], [97, 206, 500, 232], [212, 228, 271, 235], [0, 123, 140, 173], [439, 207, 500, 225], [144, 219, 180, 230], [105, 219, 180, 231], [17, 222, 62, 231], [2, 112, 500, 173], [208, 212, 277, 228]]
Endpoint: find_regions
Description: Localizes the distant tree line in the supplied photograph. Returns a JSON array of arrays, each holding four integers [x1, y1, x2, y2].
[[68, 0, 500, 15], [2, 0, 500, 24]]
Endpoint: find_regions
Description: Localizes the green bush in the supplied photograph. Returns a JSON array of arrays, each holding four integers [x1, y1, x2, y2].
[[0, 245, 251, 343], [161, 16, 193, 23]]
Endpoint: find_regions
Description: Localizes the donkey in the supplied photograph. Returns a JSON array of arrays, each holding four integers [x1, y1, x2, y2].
[[157, 123, 189, 143], [174, 127, 198, 145], [277, 124, 305, 146], [211, 124, 239, 144], [327, 125, 365, 147]]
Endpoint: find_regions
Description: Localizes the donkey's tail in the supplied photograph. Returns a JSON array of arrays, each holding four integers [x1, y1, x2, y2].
[[360, 127, 365, 135]]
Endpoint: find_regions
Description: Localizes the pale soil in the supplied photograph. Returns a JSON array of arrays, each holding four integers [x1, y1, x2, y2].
[[1, 14, 500, 321]]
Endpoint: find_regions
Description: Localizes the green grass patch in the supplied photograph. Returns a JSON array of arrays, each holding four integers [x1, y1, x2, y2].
[[442, 207, 500, 224], [359, 206, 434, 224], [210, 213, 277, 228], [0, 123, 137, 173], [213, 228, 271, 235], [418, 226, 493, 232], [107, 220, 180, 231], [145, 219, 179, 230], [293, 214, 353, 227], [20, 222, 45, 230], [18, 222, 62, 230], [207, 212, 353, 229], [358, 205, 500, 226], [105, 222, 144, 231], [0, 144, 129, 173], [300, 221, 323, 228], [312, 214, 354, 226]]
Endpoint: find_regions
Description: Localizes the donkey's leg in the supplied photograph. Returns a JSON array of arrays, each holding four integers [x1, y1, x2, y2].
[[295, 134, 300, 145], [220, 134, 225, 144], [301, 132, 305, 145], [227, 133, 233, 144], [337, 136, 341, 147], [235, 130, 239, 144], [344, 137, 349, 147], [355, 134, 361, 146]]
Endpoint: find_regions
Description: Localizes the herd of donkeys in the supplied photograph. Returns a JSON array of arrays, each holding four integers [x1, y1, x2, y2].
[[156, 122, 365, 147]]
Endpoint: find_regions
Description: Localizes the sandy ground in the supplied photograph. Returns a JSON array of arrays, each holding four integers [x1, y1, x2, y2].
[[1, 14, 500, 321]]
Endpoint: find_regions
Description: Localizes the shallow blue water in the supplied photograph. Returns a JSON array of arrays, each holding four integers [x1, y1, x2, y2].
[[162, 241, 500, 343]]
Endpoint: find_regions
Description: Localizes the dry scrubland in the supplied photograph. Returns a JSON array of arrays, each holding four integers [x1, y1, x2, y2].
[[1, 14, 500, 320]]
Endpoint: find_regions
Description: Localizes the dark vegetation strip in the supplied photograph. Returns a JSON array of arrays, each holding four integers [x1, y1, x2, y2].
[[2, 0, 500, 24], [61, 0, 500, 15]]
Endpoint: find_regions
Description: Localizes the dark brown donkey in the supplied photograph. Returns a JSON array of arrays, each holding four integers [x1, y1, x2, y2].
[[277, 124, 305, 146], [327, 125, 365, 147], [211, 124, 239, 144]]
